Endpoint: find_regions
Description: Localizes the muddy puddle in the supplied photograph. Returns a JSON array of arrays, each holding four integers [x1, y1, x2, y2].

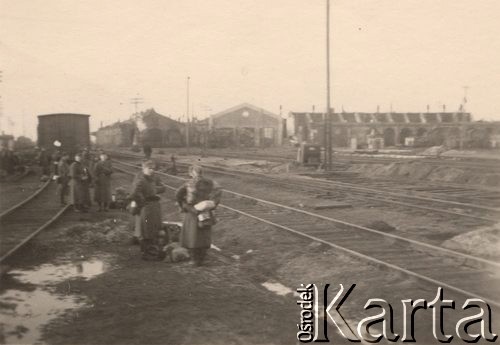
[[0, 255, 114, 345]]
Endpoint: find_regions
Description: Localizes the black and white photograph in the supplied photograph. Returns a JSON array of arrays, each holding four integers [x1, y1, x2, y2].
[[1, 1, 499, 344]]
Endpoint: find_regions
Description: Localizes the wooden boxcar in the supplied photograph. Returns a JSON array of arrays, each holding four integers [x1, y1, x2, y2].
[[37, 113, 90, 154]]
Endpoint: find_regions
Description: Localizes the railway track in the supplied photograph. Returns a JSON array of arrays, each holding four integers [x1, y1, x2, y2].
[[0, 180, 69, 264], [166, 147, 500, 170], [114, 159, 500, 308], [111, 151, 500, 222]]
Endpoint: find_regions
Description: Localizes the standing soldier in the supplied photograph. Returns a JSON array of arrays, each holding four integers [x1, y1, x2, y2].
[[38, 147, 51, 176], [69, 153, 92, 212], [0, 145, 10, 178], [176, 165, 222, 266], [130, 160, 166, 260], [57, 153, 70, 205], [93, 152, 113, 211], [51, 148, 62, 175], [81, 149, 93, 209]]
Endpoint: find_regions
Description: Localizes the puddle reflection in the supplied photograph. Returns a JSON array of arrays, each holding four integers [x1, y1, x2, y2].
[[0, 256, 113, 344], [9, 258, 109, 285]]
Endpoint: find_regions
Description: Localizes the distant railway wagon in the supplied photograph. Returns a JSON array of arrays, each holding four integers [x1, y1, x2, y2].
[[37, 113, 91, 154]]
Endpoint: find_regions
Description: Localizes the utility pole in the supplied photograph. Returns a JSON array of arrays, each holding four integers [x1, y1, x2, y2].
[[0, 70, 3, 120], [325, 0, 333, 170], [462, 86, 469, 113], [130, 96, 144, 116], [186, 76, 190, 153]]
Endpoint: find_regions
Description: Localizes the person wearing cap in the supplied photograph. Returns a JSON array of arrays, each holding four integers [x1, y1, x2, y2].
[[130, 159, 166, 260], [69, 153, 92, 212], [57, 153, 70, 205], [175, 165, 222, 266], [93, 152, 113, 211]]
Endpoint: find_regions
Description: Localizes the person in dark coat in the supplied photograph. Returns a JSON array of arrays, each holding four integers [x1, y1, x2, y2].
[[175, 165, 222, 266], [93, 152, 113, 211], [38, 148, 51, 176], [130, 160, 166, 260], [69, 153, 92, 212], [51, 149, 62, 175], [0, 146, 9, 177], [0, 146, 18, 176], [57, 153, 70, 205]]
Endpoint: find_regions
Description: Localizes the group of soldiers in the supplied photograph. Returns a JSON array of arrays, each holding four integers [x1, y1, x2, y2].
[[43, 145, 222, 265], [42, 148, 113, 212], [0, 145, 20, 177]]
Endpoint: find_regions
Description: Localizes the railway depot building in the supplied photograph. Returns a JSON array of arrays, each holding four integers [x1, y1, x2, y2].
[[93, 121, 136, 147], [288, 111, 500, 149], [207, 103, 284, 147], [95, 109, 184, 148]]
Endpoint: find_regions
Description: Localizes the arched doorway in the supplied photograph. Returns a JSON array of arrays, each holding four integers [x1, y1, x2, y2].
[[141, 128, 163, 147], [400, 128, 413, 145], [383, 128, 396, 146], [416, 127, 427, 137], [445, 127, 461, 148]]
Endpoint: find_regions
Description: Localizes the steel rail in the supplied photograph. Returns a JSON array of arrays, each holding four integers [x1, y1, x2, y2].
[[0, 179, 51, 219], [176, 163, 499, 222], [113, 159, 500, 268], [0, 205, 70, 264], [113, 161, 500, 308], [110, 150, 499, 214]]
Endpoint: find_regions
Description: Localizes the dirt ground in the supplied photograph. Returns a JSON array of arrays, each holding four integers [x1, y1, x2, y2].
[[0, 172, 45, 213], [2, 171, 499, 344]]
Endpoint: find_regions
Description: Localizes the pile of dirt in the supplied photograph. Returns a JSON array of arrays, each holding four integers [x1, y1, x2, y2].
[[63, 219, 131, 244], [421, 146, 448, 156], [442, 223, 500, 259], [347, 161, 500, 187]]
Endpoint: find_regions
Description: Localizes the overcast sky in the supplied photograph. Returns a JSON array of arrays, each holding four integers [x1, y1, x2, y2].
[[1, 0, 499, 139]]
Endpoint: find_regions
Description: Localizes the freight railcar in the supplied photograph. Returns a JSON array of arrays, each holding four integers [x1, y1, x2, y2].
[[37, 113, 91, 155]]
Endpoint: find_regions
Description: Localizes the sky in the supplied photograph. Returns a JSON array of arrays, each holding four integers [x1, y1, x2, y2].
[[1, 0, 499, 139]]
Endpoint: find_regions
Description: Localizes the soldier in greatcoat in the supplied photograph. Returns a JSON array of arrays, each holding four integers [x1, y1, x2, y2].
[[93, 152, 113, 211], [69, 153, 92, 212], [57, 153, 70, 205], [51, 149, 62, 175], [130, 160, 166, 260], [175, 165, 222, 266], [38, 147, 51, 176]]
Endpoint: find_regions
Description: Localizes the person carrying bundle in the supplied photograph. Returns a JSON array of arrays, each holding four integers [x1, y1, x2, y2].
[[175, 165, 222, 266]]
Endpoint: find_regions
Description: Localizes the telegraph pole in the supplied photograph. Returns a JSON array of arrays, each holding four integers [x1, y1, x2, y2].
[[325, 0, 333, 170], [186, 76, 190, 152], [130, 96, 144, 116], [462, 86, 469, 112], [0, 70, 3, 119]]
